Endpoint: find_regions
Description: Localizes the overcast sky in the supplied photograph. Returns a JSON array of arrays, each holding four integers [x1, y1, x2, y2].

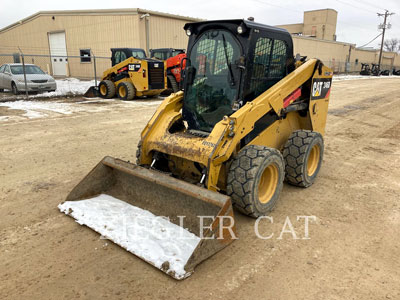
[[1, 0, 399, 48]]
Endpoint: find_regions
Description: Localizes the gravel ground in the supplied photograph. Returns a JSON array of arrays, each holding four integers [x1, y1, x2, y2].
[[0, 78, 400, 299]]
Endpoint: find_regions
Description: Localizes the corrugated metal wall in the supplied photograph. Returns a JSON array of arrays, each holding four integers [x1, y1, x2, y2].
[[0, 16, 53, 55], [147, 15, 189, 50], [292, 36, 350, 63], [0, 12, 191, 78], [0, 13, 142, 55]]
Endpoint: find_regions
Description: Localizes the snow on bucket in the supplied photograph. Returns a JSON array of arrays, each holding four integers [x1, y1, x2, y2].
[[59, 156, 236, 279]]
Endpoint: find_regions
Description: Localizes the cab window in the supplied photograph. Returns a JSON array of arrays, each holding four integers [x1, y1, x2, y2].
[[270, 40, 287, 78], [131, 50, 145, 59], [152, 51, 167, 60], [172, 50, 184, 57], [120, 52, 127, 62], [114, 51, 121, 64], [248, 37, 287, 100], [183, 29, 241, 131]]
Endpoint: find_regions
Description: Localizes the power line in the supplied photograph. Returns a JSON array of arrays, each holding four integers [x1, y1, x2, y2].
[[350, 0, 386, 12], [333, 0, 377, 14], [358, 33, 382, 48]]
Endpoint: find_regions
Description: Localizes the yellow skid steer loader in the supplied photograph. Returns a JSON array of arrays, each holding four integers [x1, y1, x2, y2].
[[84, 48, 167, 100], [60, 19, 332, 279]]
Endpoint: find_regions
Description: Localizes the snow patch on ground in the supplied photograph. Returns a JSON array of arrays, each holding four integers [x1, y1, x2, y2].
[[36, 78, 95, 98], [0, 98, 162, 120], [58, 194, 200, 279], [0, 78, 95, 100], [0, 78, 168, 100], [0, 100, 102, 119]]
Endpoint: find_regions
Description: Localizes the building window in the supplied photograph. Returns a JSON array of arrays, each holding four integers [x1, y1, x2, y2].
[[80, 49, 91, 63], [311, 26, 317, 37]]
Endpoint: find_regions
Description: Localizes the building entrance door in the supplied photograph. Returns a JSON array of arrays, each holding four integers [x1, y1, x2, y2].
[[48, 32, 67, 76]]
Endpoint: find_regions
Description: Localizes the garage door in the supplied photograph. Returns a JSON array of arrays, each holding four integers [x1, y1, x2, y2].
[[48, 32, 67, 76]]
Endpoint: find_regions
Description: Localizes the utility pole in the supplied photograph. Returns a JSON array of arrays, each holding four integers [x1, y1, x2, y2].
[[377, 10, 395, 70]]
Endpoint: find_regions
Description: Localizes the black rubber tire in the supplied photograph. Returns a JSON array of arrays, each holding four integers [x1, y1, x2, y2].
[[98, 80, 115, 99], [227, 145, 285, 218], [0, 88, 4, 92], [167, 75, 179, 93], [117, 82, 136, 100], [11, 82, 18, 95], [283, 130, 324, 188]]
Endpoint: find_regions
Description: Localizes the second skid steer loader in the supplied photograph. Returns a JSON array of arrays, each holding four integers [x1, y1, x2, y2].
[[60, 19, 333, 280], [84, 48, 167, 99]]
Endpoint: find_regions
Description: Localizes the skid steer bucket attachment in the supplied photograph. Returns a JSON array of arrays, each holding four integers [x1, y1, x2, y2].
[[83, 86, 99, 98], [59, 156, 236, 279]]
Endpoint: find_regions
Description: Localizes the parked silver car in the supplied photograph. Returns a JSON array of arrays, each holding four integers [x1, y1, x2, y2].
[[0, 63, 57, 94]]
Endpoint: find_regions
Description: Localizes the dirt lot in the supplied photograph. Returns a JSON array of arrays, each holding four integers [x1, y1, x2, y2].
[[1, 77, 400, 299]]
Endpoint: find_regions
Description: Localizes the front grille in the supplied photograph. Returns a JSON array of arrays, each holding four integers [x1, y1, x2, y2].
[[148, 62, 164, 89], [31, 80, 48, 83]]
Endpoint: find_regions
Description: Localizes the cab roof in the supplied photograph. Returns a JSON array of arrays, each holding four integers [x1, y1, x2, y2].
[[150, 48, 185, 51], [184, 19, 290, 35], [111, 48, 145, 51]]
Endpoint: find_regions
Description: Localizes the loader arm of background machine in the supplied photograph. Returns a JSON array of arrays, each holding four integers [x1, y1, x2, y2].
[[139, 59, 332, 191]]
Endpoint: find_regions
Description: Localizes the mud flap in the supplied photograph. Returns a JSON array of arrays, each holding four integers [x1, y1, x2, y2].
[[59, 156, 236, 279]]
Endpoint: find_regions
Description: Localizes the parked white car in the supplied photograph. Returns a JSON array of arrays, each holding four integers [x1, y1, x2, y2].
[[0, 63, 57, 94]]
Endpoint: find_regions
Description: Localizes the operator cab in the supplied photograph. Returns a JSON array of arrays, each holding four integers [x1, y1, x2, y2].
[[150, 48, 185, 60], [111, 48, 147, 66], [182, 19, 294, 132]]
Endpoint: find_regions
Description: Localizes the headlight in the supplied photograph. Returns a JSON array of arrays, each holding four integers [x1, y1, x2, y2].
[[186, 28, 192, 36], [48, 77, 55, 82], [17, 78, 25, 83], [237, 26, 244, 34]]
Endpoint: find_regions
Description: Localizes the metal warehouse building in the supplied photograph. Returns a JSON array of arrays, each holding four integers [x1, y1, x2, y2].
[[0, 8, 201, 77]]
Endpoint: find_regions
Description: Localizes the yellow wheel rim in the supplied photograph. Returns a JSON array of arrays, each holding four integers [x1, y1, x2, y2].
[[119, 85, 126, 98], [307, 144, 320, 176], [100, 84, 107, 96], [258, 163, 279, 204]]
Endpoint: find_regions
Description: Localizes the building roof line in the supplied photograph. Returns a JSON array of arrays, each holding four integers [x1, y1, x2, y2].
[[303, 8, 338, 13], [275, 22, 304, 27], [0, 8, 204, 33], [292, 35, 356, 47]]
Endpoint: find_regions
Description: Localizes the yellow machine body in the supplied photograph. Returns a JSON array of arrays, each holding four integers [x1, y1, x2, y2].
[[138, 59, 332, 192], [101, 56, 167, 97]]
